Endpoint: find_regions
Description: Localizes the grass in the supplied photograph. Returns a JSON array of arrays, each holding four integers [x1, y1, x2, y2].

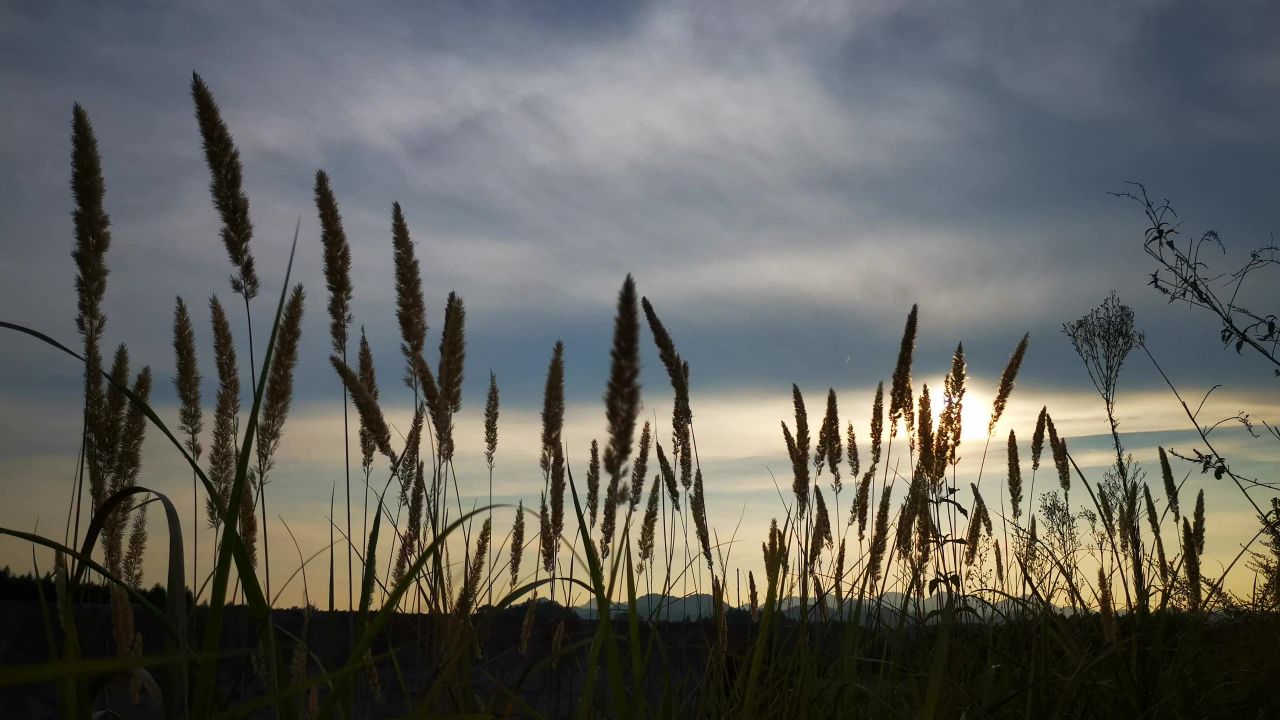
[[1, 77, 1278, 719]]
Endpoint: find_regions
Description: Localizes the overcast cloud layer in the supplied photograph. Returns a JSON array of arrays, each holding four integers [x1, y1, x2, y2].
[[1, 0, 1277, 602]]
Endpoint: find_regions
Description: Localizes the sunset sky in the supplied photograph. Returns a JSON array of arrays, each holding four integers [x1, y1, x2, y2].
[[1, 0, 1277, 605]]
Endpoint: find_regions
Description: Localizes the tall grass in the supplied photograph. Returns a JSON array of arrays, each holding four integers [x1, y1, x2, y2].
[[1, 81, 1278, 719]]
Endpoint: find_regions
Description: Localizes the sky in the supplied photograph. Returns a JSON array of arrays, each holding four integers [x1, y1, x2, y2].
[[1, 0, 1278, 607]]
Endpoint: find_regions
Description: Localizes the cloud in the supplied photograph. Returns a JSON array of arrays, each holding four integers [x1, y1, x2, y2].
[[5, 0, 1279, 346]]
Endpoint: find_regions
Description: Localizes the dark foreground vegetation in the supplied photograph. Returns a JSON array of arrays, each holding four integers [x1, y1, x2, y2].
[[0, 75, 1277, 718], [3, 599, 1277, 718]]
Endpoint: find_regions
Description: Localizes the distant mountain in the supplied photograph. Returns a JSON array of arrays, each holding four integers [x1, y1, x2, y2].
[[572, 593, 718, 621], [565, 591, 1072, 623]]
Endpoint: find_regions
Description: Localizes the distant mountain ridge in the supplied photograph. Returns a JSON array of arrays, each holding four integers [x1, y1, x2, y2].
[[561, 591, 1071, 623]]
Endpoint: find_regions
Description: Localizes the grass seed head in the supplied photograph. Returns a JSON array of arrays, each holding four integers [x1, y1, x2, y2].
[[641, 296, 692, 460], [785, 385, 812, 516], [207, 296, 240, 528], [71, 104, 111, 341], [257, 284, 305, 480], [630, 421, 651, 513], [937, 343, 966, 470], [539, 491, 555, 575], [550, 444, 566, 555], [692, 467, 712, 571], [586, 439, 601, 528], [356, 329, 380, 471], [123, 501, 148, 589], [638, 473, 660, 570], [191, 73, 258, 300], [434, 291, 466, 460], [603, 276, 642, 484], [917, 385, 936, 484], [391, 202, 427, 389], [1193, 489, 1206, 556], [1031, 406, 1048, 471], [173, 297, 203, 458], [1159, 446, 1179, 520], [1007, 430, 1023, 521], [239, 470, 259, 568], [853, 473, 872, 539], [1182, 518, 1201, 611], [868, 485, 892, 587], [994, 539, 1005, 585], [510, 500, 526, 589], [656, 441, 679, 511], [314, 169, 353, 356], [815, 388, 841, 481], [869, 381, 884, 467], [888, 305, 918, 437], [1144, 484, 1169, 585], [989, 334, 1028, 434], [484, 371, 499, 471], [106, 363, 151, 577], [1047, 414, 1070, 492], [833, 539, 846, 603], [331, 355, 393, 461], [846, 422, 859, 484], [456, 519, 491, 617], [540, 342, 565, 476]]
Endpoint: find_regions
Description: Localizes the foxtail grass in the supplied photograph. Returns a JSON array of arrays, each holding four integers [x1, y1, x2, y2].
[[484, 370, 499, 604], [69, 103, 111, 560], [191, 73, 258, 303], [206, 296, 239, 539], [888, 304, 918, 437], [173, 297, 203, 595], [252, 283, 305, 602], [315, 168, 354, 611], [391, 202, 427, 392], [602, 276, 642, 488]]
